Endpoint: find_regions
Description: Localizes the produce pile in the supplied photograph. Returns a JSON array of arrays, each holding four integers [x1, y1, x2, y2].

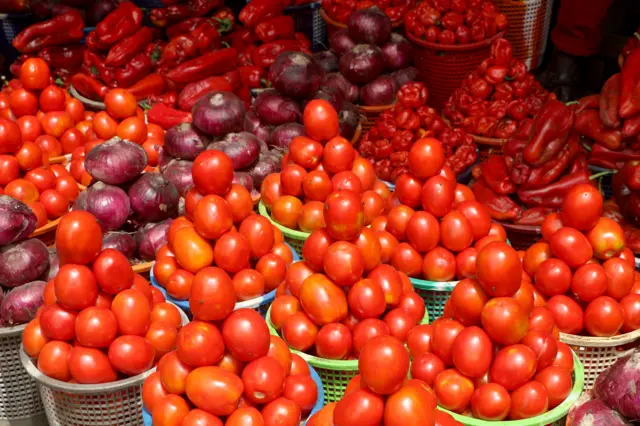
[[404, 0, 507, 45], [322, 0, 412, 26], [443, 39, 552, 139], [356, 81, 477, 181]]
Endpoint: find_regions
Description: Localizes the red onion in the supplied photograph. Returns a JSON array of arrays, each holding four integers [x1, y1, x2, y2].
[[381, 33, 413, 71], [233, 171, 254, 193], [85, 138, 148, 185], [192, 91, 246, 137], [102, 232, 136, 259], [339, 44, 385, 85], [572, 400, 630, 426], [207, 132, 261, 171], [348, 7, 391, 45], [44, 248, 59, 281], [254, 90, 302, 126], [249, 150, 285, 189], [244, 110, 273, 144], [161, 159, 194, 196], [339, 102, 360, 140], [1, 280, 46, 326], [329, 29, 356, 57], [0, 195, 37, 245], [136, 220, 172, 261], [72, 190, 88, 211], [268, 52, 324, 99], [594, 349, 640, 419], [163, 123, 210, 160], [0, 238, 49, 288], [322, 73, 360, 104], [270, 123, 305, 149], [309, 87, 344, 113], [392, 67, 418, 87], [85, 182, 131, 231], [128, 173, 180, 222], [314, 51, 340, 73], [360, 75, 397, 106]]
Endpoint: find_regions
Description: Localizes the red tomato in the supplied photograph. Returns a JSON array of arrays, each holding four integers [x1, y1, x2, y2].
[[146, 322, 179, 362], [440, 210, 474, 252], [212, 232, 250, 274], [534, 258, 572, 297], [510, 381, 549, 420], [92, 248, 134, 294], [270, 295, 302, 330], [620, 293, 640, 332], [108, 335, 155, 376], [65, 98, 85, 123], [190, 267, 236, 321], [281, 164, 307, 197], [111, 289, 152, 336], [55, 174, 80, 202], [299, 273, 348, 325], [22, 319, 50, 358], [323, 190, 364, 240], [451, 326, 493, 378], [369, 264, 403, 307], [185, 366, 244, 416], [68, 346, 118, 384], [450, 278, 488, 326], [394, 173, 424, 208], [193, 195, 233, 240], [534, 365, 572, 408], [587, 217, 625, 260], [434, 369, 474, 413], [181, 409, 223, 426], [480, 297, 528, 346], [359, 335, 410, 395], [256, 253, 287, 292], [24, 166, 55, 193], [603, 257, 634, 300], [0, 155, 19, 185], [456, 200, 491, 240], [37, 341, 72, 381], [361, 191, 384, 227], [225, 407, 263, 426], [282, 311, 318, 352], [522, 330, 558, 371], [354, 227, 382, 271], [470, 383, 510, 421], [55, 210, 102, 265], [239, 215, 276, 260], [176, 321, 224, 367], [546, 295, 584, 334], [39, 85, 66, 112], [408, 138, 445, 179], [421, 175, 455, 218], [152, 394, 190, 426], [158, 351, 193, 394], [232, 269, 264, 301], [431, 318, 464, 366], [20, 58, 50, 90], [104, 89, 137, 119], [407, 324, 433, 357], [192, 150, 233, 195], [0, 118, 22, 154], [490, 344, 537, 391], [74, 307, 117, 348], [268, 335, 292, 375], [323, 241, 365, 287], [522, 242, 551, 277], [142, 372, 170, 412], [333, 389, 384, 426], [290, 353, 310, 376], [528, 306, 556, 335], [323, 136, 355, 173], [222, 309, 270, 362], [261, 396, 302, 426], [572, 263, 608, 303], [476, 241, 522, 297], [584, 296, 624, 337], [562, 184, 603, 231], [39, 303, 77, 341], [384, 383, 436, 426], [54, 264, 98, 310], [17, 115, 42, 141], [283, 374, 318, 415], [302, 170, 332, 202], [315, 322, 352, 359], [352, 318, 390, 358], [549, 227, 593, 269], [10, 88, 38, 117], [386, 205, 415, 241], [391, 242, 423, 277], [242, 356, 286, 404], [406, 211, 440, 253], [410, 352, 445, 387], [552, 342, 574, 372], [398, 291, 426, 324], [383, 308, 417, 341]]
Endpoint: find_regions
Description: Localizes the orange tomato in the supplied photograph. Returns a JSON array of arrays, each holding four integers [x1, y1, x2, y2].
[[92, 111, 118, 139], [4, 178, 39, 202], [116, 116, 147, 143], [15, 141, 43, 171], [173, 227, 214, 273], [104, 89, 137, 119], [20, 58, 50, 90], [41, 111, 73, 138]]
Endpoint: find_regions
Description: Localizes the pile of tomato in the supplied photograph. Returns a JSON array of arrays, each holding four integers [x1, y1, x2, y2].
[[524, 184, 640, 337], [260, 99, 383, 233], [22, 210, 181, 383]]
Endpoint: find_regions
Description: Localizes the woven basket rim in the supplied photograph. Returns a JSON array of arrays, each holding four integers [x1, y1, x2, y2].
[[406, 31, 504, 52], [357, 103, 396, 112], [258, 201, 311, 241], [410, 277, 458, 291], [444, 351, 584, 426], [560, 327, 640, 347], [0, 322, 28, 337]]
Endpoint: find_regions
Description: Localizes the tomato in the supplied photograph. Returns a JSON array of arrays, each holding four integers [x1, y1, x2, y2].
[[476, 241, 522, 297], [321, 137, 355, 175], [410, 352, 445, 387], [146, 321, 179, 361], [116, 116, 147, 143], [394, 173, 424, 208], [304, 100, 339, 141], [211, 232, 250, 274], [10, 88, 38, 117], [281, 311, 318, 351], [221, 309, 270, 363], [55, 210, 102, 265], [421, 175, 455, 218], [540, 212, 563, 241], [4, 178, 38, 203], [39, 84, 65, 112], [386, 205, 414, 242], [534, 258, 572, 297], [382, 308, 415, 341], [522, 330, 558, 371], [533, 365, 572, 409], [549, 227, 593, 268], [17, 115, 41, 141], [408, 138, 445, 179], [285, 262, 314, 299], [620, 293, 640, 332], [255, 253, 286, 291], [238, 215, 275, 261], [434, 369, 474, 413], [313, 322, 351, 360], [354, 227, 382, 271], [570, 263, 607, 303], [22, 319, 49, 358], [290, 353, 310, 376], [37, 341, 72, 381], [54, 264, 98, 310], [181, 409, 223, 426], [241, 355, 286, 405], [282, 375, 317, 416], [522, 242, 551, 277], [358, 334, 409, 395], [376, 230, 397, 263], [528, 306, 555, 335], [261, 173, 283, 210], [430, 317, 464, 367], [225, 407, 263, 426], [280, 164, 306, 197], [289, 136, 324, 170], [406, 324, 433, 358], [193, 150, 234, 195], [0, 118, 22, 154], [603, 257, 634, 300], [552, 342, 574, 372], [105, 89, 137, 119], [15, 141, 42, 171], [451, 326, 493, 378], [65, 98, 85, 123], [111, 289, 152, 336], [547, 295, 584, 334], [0, 155, 19, 186], [397, 290, 425, 323], [456, 200, 491, 240], [302, 229, 335, 271], [92, 248, 134, 295], [333, 389, 384, 426], [193, 194, 233, 240], [509, 381, 548, 420], [449, 278, 488, 326], [40, 189, 69, 218], [490, 344, 537, 391], [562, 183, 603, 231], [74, 306, 117, 348], [369, 264, 403, 307], [108, 335, 155, 376], [142, 372, 170, 412], [586, 217, 625, 261], [584, 295, 624, 336], [261, 397, 302, 426], [267, 335, 292, 375], [60, 128, 86, 154], [41, 111, 74, 138], [352, 318, 390, 358], [25, 167, 56, 192], [189, 267, 235, 321], [470, 383, 510, 421], [299, 273, 348, 325], [383, 383, 436, 426], [230, 268, 262, 301], [152, 394, 190, 426], [175, 321, 224, 368], [20, 58, 50, 89], [68, 346, 118, 384], [323, 190, 364, 241], [158, 351, 193, 394]]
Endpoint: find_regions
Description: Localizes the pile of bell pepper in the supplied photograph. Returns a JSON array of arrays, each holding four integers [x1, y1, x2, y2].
[[322, 0, 413, 26], [443, 39, 553, 139], [575, 48, 640, 170], [356, 81, 477, 182], [471, 98, 599, 226], [404, 0, 507, 45], [148, 0, 226, 27]]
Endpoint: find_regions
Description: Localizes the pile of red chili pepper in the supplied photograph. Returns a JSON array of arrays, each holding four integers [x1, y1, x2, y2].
[[443, 39, 552, 139], [575, 47, 640, 171], [470, 98, 601, 226], [322, 0, 413, 26], [356, 81, 477, 182], [404, 0, 507, 45]]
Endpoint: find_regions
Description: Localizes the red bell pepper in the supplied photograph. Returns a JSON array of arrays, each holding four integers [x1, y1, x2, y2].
[[514, 207, 554, 226], [482, 155, 516, 195], [238, 66, 264, 89], [619, 48, 640, 119], [522, 100, 574, 166], [240, 0, 286, 28], [397, 82, 428, 108], [252, 40, 309, 69], [178, 76, 233, 111], [105, 27, 153, 67], [522, 131, 582, 190], [255, 16, 295, 43], [165, 48, 238, 84], [150, 4, 191, 28], [86, 51, 116, 86], [147, 103, 192, 129], [471, 178, 522, 221], [166, 18, 206, 38], [13, 10, 84, 53], [599, 73, 621, 129], [148, 91, 178, 108], [574, 94, 600, 114], [114, 52, 153, 88], [588, 143, 640, 170], [188, 0, 224, 17], [126, 74, 166, 100], [622, 114, 640, 139], [96, 2, 143, 45], [222, 69, 242, 93], [38, 45, 84, 70], [70, 72, 109, 100], [575, 109, 622, 151]]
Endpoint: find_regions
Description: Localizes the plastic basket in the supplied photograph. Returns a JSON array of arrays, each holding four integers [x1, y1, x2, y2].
[[443, 351, 584, 426], [499, 222, 541, 251], [409, 278, 457, 321], [320, 8, 402, 39], [407, 32, 504, 112], [20, 304, 189, 426], [149, 243, 299, 317], [141, 362, 325, 425], [286, 2, 326, 53], [266, 306, 429, 404], [0, 323, 47, 426], [0, 13, 33, 64], [259, 201, 310, 259], [496, 0, 555, 70], [358, 103, 396, 132], [559, 329, 640, 390]]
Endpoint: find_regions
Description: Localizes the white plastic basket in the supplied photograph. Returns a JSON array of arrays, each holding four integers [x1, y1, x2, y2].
[[20, 304, 189, 426]]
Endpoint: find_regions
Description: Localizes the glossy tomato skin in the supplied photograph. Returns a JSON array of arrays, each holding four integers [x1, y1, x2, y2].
[[222, 309, 270, 362], [239, 215, 275, 260], [440, 211, 474, 252], [451, 326, 493, 378], [302, 229, 335, 271], [225, 407, 263, 426], [352, 318, 390, 358], [111, 289, 152, 336], [299, 273, 348, 325], [39, 303, 77, 341], [190, 267, 236, 321], [509, 381, 549, 420], [534, 365, 572, 409], [549, 228, 593, 269], [333, 389, 384, 426], [546, 295, 584, 334], [476, 242, 522, 297], [152, 394, 190, 426], [74, 307, 117, 348], [359, 335, 410, 395], [603, 257, 635, 300], [456, 200, 491, 241], [242, 356, 286, 405], [470, 383, 510, 421], [411, 353, 445, 387], [481, 297, 528, 346], [450, 278, 488, 326], [158, 351, 193, 395], [54, 264, 99, 310], [37, 341, 72, 381], [368, 264, 403, 307], [584, 296, 624, 337], [383, 383, 437, 426], [406, 211, 440, 253], [489, 344, 537, 391], [431, 318, 464, 366], [409, 138, 445, 179], [535, 258, 572, 297], [142, 372, 170, 412], [68, 346, 118, 384], [281, 311, 318, 352], [108, 335, 155, 376], [213, 232, 251, 274], [55, 210, 102, 265], [571, 263, 608, 303], [407, 324, 433, 357], [185, 366, 244, 416], [192, 150, 234, 195], [181, 409, 223, 426], [587, 217, 625, 260], [421, 175, 455, 218], [562, 184, 603, 231], [348, 278, 386, 320], [315, 323, 352, 359], [552, 342, 574, 372], [177, 321, 224, 367], [323, 190, 364, 241], [261, 396, 302, 426], [323, 241, 364, 287], [522, 330, 558, 371], [283, 374, 318, 415], [434, 369, 474, 413], [620, 293, 640, 332]]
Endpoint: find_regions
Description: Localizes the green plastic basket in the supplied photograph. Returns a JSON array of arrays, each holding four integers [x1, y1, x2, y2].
[[441, 352, 584, 426], [259, 201, 310, 259], [409, 278, 458, 321], [266, 306, 429, 404]]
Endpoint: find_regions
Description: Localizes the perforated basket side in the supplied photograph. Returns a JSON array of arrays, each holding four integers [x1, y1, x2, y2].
[[358, 103, 396, 132], [410, 278, 457, 321], [285, 2, 326, 52], [499, 222, 542, 251], [258, 201, 309, 259]]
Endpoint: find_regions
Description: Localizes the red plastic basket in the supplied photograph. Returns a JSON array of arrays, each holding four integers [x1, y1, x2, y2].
[[499, 221, 542, 251], [497, 0, 554, 70], [358, 103, 396, 132], [407, 32, 504, 111]]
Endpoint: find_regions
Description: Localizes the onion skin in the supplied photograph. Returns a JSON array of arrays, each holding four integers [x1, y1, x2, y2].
[[249, 151, 284, 189], [329, 29, 356, 57], [339, 102, 360, 140], [128, 173, 180, 222], [102, 232, 136, 259], [268, 52, 325, 99], [572, 400, 630, 426], [221, 132, 262, 170], [348, 7, 391, 45], [72, 190, 88, 211], [314, 51, 340, 74], [192, 91, 245, 137], [270, 123, 305, 149], [594, 349, 640, 420], [308, 87, 344, 113], [136, 220, 172, 261], [85, 182, 131, 231], [163, 123, 209, 160], [84, 137, 148, 185], [392, 67, 418, 87], [161, 159, 194, 196], [360, 75, 397, 106], [0, 195, 37, 245], [381, 34, 413, 71], [43, 248, 59, 281], [0, 238, 49, 288], [233, 172, 254, 193], [322, 73, 359, 104], [339, 44, 385, 85], [254, 90, 302, 126], [1, 280, 46, 326]]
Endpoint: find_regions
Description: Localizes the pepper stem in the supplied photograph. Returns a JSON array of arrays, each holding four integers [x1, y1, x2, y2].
[[634, 32, 640, 41], [589, 170, 615, 180], [565, 101, 579, 106], [581, 140, 592, 152]]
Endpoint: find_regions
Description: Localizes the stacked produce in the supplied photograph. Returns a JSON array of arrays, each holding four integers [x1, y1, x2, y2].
[[619, 26, 640, 67], [404, 0, 507, 45], [443, 39, 552, 139], [524, 184, 640, 337], [148, 0, 230, 28], [326, 7, 417, 107], [322, 0, 412, 26], [356, 81, 477, 181], [307, 335, 440, 425], [576, 48, 640, 170], [22, 210, 185, 383]]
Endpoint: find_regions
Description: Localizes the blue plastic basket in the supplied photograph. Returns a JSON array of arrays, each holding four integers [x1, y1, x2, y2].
[[142, 362, 325, 425], [0, 13, 34, 64], [149, 243, 299, 318]]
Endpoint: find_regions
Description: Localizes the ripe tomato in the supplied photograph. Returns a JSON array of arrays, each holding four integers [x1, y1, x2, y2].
[[37, 341, 72, 381], [0, 118, 22, 154], [431, 318, 464, 367], [587, 217, 625, 260], [193, 150, 234, 195], [359, 335, 409, 394], [299, 273, 348, 325], [470, 383, 510, 421], [513, 281, 535, 315], [535, 258, 572, 297], [20, 58, 50, 90], [17, 115, 42, 141], [552, 342, 574, 372], [377, 230, 398, 263], [256, 253, 287, 291], [232, 269, 264, 301], [450, 278, 488, 326], [225, 407, 263, 426], [480, 297, 528, 346], [10, 88, 38, 117], [522, 330, 558, 371], [261, 173, 283, 209], [222, 309, 270, 362], [323, 136, 355, 174], [333, 389, 384, 426], [451, 326, 493, 378], [105, 89, 137, 119], [22, 319, 49, 358], [421, 175, 456, 218], [39, 85, 66, 112], [323, 190, 364, 241], [116, 116, 147, 143], [60, 128, 85, 153], [146, 322, 179, 361], [528, 306, 556, 335], [302, 170, 332, 202], [584, 295, 624, 336], [456, 200, 491, 240], [369, 264, 403, 307], [490, 344, 537, 391], [281, 311, 318, 352], [410, 352, 445, 387], [261, 397, 302, 426], [283, 374, 318, 415], [549, 228, 593, 268], [55, 210, 102, 265], [394, 173, 424, 208], [296, 200, 326, 233], [177, 321, 224, 367], [41, 111, 73, 138], [25, 166, 56, 193], [398, 291, 426, 324], [384, 383, 436, 426], [404, 211, 439, 253], [75, 307, 117, 348], [562, 184, 603, 231], [181, 409, 223, 426], [152, 394, 190, 426], [384, 308, 416, 341], [534, 365, 572, 409], [40, 189, 69, 218], [108, 335, 155, 376], [111, 289, 152, 336], [572, 263, 608, 303], [353, 228, 381, 272], [193, 194, 233, 240], [315, 323, 352, 359], [620, 293, 640, 332], [289, 136, 324, 169], [92, 248, 134, 294], [476, 241, 522, 297], [391, 243, 423, 277], [290, 353, 310, 376], [406, 324, 433, 358], [213, 232, 251, 274], [190, 267, 236, 321], [434, 369, 474, 413], [268, 335, 292, 375], [603, 257, 634, 300], [271, 295, 302, 331], [281, 164, 307, 197], [242, 356, 286, 404], [15, 141, 43, 171], [509, 381, 549, 420], [142, 372, 170, 412], [547, 295, 584, 334], [39, 303, 76, 340], [439, 211, 473, 252], [0, 155, 19, 185], [271, 195, 303, 229], [68, 346, 118, 384], [304, 100, 339, 141], [361, 190, 385, 226], [54, 264, 98, 310], [386, 205, 414, 241], [408, 138, 445, 179], [522, 242, 551, 277], [66, 98, 85, 123], [158, 351, 193, 394]]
